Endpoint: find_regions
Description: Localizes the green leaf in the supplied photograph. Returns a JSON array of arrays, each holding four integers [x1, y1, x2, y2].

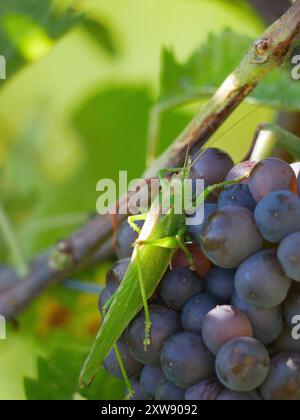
[[159, 29, 300, 111], [0, 0, 117, 82], [24, 346, 125, 400], [82, 17, 118, 56]]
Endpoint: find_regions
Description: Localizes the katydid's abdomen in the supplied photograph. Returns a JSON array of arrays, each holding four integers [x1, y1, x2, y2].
[[80, 198, 185, 387]]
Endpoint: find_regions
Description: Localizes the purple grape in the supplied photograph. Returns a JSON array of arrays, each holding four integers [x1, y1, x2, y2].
[[155, 380, 185, 400], [204, 267, 236, 303], [274, 324, 300, 354], [128, 379, 147, 400], [231, 293, 283, 345], [161, 332, 215, 389], [225, 161, 256, 184], [218, 184, 256, 211], [98, 287, 112, 315], [159, 268, 203, 311], [216, 337, 270, 392], [217, 390, 262, 400], [127, 305, 181, 365], [278, 232, 300, 282], [248, 158, 297, 203], [106, 258, 130, 293], [104, 340, 143, 379], [283, 283, 300, 328], [185, 378, 223, 400], [186, 204, 217, 246], [140, 365, 165, 399], [260, 353, 300, 400], [202, 305, 253, 355], [254, 191, 300, 243], [235, 249, 291, 309], [116, 219, 144, 259], [181, 293, 218, 332], [190, 148, 234, 185], [200, 206, 263, 269]]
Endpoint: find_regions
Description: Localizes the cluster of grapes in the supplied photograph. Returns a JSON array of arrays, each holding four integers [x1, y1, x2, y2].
[[99, 148, 300, 401]]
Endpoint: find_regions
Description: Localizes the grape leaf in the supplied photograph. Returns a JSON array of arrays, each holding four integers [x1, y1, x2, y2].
[[0, 0, 117, 82], [24, 346, 125, 400], [159, 29, 300, 111]]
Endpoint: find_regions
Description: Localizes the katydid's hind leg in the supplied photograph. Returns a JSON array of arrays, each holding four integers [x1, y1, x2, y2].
[[113, 343, 134, 399], [127, 214, 147, 235], [136, 247, 152, 350]]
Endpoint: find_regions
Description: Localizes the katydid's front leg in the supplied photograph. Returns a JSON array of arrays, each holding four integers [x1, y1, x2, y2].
[[128, 214, 147, 235]]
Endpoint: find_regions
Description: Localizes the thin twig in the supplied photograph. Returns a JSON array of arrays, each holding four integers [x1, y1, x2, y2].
[[1, 1, 300, 320]]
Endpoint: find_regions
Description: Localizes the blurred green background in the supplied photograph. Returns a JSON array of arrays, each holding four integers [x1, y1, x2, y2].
[[0, 0, 278, 399]]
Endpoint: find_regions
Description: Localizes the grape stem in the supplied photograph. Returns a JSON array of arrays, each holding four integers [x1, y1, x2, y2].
[[2, 1, 300, 320], [250, 123, 300, 161]]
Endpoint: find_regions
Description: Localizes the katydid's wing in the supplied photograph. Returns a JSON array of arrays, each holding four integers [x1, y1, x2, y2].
[[80, 202, 182, 387], [80, 246, 174, 387]]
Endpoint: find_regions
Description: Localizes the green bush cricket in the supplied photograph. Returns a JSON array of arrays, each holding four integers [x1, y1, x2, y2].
[[80, 156, 247, 394]]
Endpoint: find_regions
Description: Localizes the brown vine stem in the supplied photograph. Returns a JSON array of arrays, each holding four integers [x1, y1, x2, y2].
[[1, 0, 300, 320]]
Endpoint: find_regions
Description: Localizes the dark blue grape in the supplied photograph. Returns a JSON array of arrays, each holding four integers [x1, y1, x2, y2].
[[225, 161, 256, 183], [98, 287, 112, 315], [254, 191, 300, 243], [216, 337, 270, 392], [278, 232, 300, 282], [202, 305, 253, 355], [159, 268, 203, 310], [204, 267, 236, 303], [128, 379, 147, 400], [181, 293, 218, 332], [185, 378, 223, 400], [235, 249, 291, 309], [190, 148, 234, 185], [106, 258, 130, 293], [231, 293, 283, 345], [283, 283, 300, 328], [140, 365, 165, 399], [104, 340, 143, 379], [200, 206, 263, 269], [274, 324, 300, 354], [248, 158, 297, 203], [217, 390, 262, 400], [116, 219, 144, 259], [161, 331, 215, 389], [155, 380, 185, 400], [218, 184, 256, 211], [260, 353, 300, 400], [127, 305, 181, 365], [186, 204, 217, 246]]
